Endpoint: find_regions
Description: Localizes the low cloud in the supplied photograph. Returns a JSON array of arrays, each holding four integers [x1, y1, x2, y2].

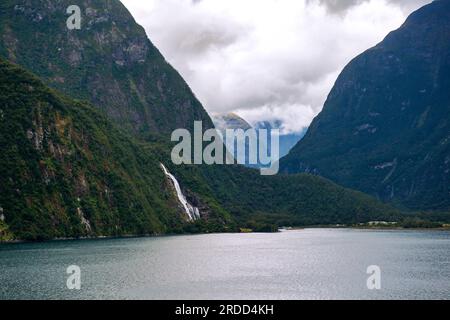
[[121, 0, 431, 133], [308, 0, 430, 14]]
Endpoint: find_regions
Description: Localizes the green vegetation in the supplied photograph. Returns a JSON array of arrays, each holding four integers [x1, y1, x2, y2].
[[0, 0, 213, 137], [281, 1, 450, 212], [0, 220, 13, 241], [1, 0, 447, 241], [0, 58, 411, 241], [171, 164, 403, 228], [0, 59, 231, 241], [399, 219, 443, 229]]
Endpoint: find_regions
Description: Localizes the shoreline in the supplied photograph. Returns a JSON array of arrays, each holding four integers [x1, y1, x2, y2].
[[2, 225, 450, 245]]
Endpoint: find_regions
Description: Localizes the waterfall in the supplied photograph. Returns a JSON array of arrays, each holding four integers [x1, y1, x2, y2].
[[160, 163, 200, 221]]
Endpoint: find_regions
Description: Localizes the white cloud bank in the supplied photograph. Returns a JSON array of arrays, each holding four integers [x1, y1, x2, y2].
[[121, 0, 431, 133]]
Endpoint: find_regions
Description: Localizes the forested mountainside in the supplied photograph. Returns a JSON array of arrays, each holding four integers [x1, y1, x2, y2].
[[281, 0, 450, 211], [1, 0, 436, 241], [0, 59, 234, 241], [0, 0, 213, 137], [0, 58, 405, 241]]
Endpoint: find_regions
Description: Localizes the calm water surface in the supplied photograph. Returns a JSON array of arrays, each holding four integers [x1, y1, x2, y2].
[[0, 229, 449, 299]]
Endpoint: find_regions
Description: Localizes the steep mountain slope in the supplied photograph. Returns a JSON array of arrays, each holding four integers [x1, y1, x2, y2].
[[0, 58, 404, 241], [0, 1, 420, 241], [173, 164, 401, 229], [0, 58, 233, 241], [0, 0, 213, 136], [281, 0, 450, 211]]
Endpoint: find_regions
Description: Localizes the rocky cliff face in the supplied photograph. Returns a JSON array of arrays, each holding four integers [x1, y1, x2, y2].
[[281, 0, 450, 211], [0, 58, 175, 240], [0, 0, 213, 136]]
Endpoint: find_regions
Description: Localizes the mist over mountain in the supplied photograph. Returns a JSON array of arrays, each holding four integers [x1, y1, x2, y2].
[[212, 113, 305, 167], [254, 120, 306, 159], [281, 0, 450, 211]]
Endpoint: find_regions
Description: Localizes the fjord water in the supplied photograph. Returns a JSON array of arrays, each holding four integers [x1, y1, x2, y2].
[[0, 229, 449, 300]]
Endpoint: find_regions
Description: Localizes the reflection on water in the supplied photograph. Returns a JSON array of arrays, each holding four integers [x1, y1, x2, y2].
[[0, 229, 449, 300]]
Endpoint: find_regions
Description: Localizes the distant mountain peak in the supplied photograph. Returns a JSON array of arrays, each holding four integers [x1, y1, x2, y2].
[[212, 113, 253, 131]]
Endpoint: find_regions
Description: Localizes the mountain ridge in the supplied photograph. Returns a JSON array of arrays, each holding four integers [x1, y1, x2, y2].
[[280, 0, 450, 211], [0, 57, 407, 241], [1, 0, 437, 241], [0, 0, 213, 137]]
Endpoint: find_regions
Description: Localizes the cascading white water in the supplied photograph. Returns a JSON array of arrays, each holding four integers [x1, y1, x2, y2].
[[160, 163, 200, 221]]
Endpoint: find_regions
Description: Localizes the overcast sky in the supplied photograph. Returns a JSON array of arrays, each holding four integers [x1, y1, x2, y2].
[[121, 0, 431, 133]]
